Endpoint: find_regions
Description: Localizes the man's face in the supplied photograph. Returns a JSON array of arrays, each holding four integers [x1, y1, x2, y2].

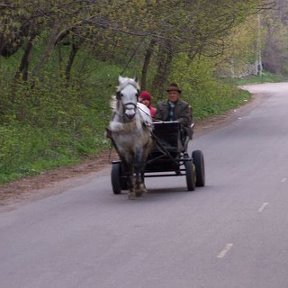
[[168, 90, 180, 103]]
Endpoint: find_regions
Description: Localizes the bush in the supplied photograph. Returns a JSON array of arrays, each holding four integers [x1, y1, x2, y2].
[[0, 57, 120, 183], [169, 54, 251, 119]]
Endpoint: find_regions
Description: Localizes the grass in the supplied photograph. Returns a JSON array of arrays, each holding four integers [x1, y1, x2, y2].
[[230, 71, 288, 85], [0, 49, 122, 184]]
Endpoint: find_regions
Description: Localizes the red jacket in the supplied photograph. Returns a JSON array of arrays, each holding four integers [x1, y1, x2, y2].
[[149, 105, 157, 118]]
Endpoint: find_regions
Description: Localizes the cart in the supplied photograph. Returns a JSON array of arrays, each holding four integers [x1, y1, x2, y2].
[[111, 121, 205, 194]]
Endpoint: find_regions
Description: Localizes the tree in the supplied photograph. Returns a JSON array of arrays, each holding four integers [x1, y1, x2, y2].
[[1, 0, 274, 85], [261, 0, 288, 74]]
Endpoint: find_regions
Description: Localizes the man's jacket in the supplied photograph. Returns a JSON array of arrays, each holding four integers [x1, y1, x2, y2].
[[155, 99, 193, 138]]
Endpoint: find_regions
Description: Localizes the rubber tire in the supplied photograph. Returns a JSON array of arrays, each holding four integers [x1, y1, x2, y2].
[[111, 162, 122, 194], [184, 159, 195, 191], [192, 150, 205, 187]]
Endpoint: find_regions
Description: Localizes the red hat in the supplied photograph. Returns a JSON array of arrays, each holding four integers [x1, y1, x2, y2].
[[139, 90, 151, 101]]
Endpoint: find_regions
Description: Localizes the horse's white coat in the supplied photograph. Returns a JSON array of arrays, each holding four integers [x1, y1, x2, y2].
[[108, 76, 154, 199]]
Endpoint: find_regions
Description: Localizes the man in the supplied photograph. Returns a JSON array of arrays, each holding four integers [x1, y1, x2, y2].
[[155, 83, 193, 149]]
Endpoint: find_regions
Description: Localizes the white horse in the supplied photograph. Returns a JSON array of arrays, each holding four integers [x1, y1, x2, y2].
[[108, 76, 153, 199]]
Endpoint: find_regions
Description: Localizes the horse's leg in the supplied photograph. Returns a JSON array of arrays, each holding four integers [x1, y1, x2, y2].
[[134, 148, 147, 197], [127, 164, 137, 200], [137, 139, 153, 195], [141, 164, 147, 192], [120, 158, 135, 200]]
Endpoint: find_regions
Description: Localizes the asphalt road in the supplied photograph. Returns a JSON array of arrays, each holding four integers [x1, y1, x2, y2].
[[1, 83, 288, 288]]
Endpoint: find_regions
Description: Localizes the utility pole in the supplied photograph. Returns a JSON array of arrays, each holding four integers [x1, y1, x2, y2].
[[256, 13, 263, 76]]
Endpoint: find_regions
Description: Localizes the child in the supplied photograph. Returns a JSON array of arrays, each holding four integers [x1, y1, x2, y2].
[[139, 90, 157, 118]]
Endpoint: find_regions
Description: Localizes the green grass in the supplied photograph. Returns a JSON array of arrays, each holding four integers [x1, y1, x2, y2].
[[0, 49, 122, 184], [190, 81, 251, 120], [231, 71, 288, 85]]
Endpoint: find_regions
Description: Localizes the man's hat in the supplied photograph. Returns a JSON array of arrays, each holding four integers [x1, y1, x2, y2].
[[166, 83, 182, 93]]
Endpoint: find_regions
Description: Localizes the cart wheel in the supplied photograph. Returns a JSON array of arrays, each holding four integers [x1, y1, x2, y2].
[[111, 162, 122, 194], [184, 159, 195, 191], [192, 150, 205, 187]]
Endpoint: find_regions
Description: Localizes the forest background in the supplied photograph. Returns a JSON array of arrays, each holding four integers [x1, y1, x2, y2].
[[1, 0, 288, 184]]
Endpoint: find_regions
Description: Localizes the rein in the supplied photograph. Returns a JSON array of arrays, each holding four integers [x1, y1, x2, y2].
[[137, 105, 151, 117]]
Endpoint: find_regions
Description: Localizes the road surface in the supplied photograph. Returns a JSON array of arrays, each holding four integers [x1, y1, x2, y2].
[[1, 83, 288, 288]]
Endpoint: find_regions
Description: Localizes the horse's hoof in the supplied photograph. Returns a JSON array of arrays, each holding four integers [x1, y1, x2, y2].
[[140, 183, 148, 194], [142, 186, 148, 194], [135, 190, 143, 197], [128, 193, 137, 200]]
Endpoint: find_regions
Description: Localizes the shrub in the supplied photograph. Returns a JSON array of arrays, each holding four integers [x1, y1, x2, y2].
[[169, 53, 250, 119]]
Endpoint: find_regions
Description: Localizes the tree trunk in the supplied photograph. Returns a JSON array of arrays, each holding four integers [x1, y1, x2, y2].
[[31, 21, 62, 78], [140, 38, 156, 90], [15, 34, 36, 81], [65, 42, 79, 81], [152, 40, 173, 97]]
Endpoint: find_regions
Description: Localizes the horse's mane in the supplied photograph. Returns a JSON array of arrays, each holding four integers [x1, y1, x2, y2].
[[116, 77, 140, 92], [110, 95, 117, 111]]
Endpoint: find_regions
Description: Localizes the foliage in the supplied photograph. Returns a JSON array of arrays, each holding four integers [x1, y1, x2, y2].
[[215, 15, 263, 78], [169, 53, 250, 119], [0, 53, 122, 183], [261, 3, 288, 74], [0, 0, 276, 184]]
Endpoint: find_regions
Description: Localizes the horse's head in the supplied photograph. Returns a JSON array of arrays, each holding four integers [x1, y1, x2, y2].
[[116, 76, 140, 120]]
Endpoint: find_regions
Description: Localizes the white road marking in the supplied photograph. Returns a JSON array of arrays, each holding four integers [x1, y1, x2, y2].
[[217, 243, 234, 259], [281, 178, 287, 183], [258, 202, 269, 213]]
